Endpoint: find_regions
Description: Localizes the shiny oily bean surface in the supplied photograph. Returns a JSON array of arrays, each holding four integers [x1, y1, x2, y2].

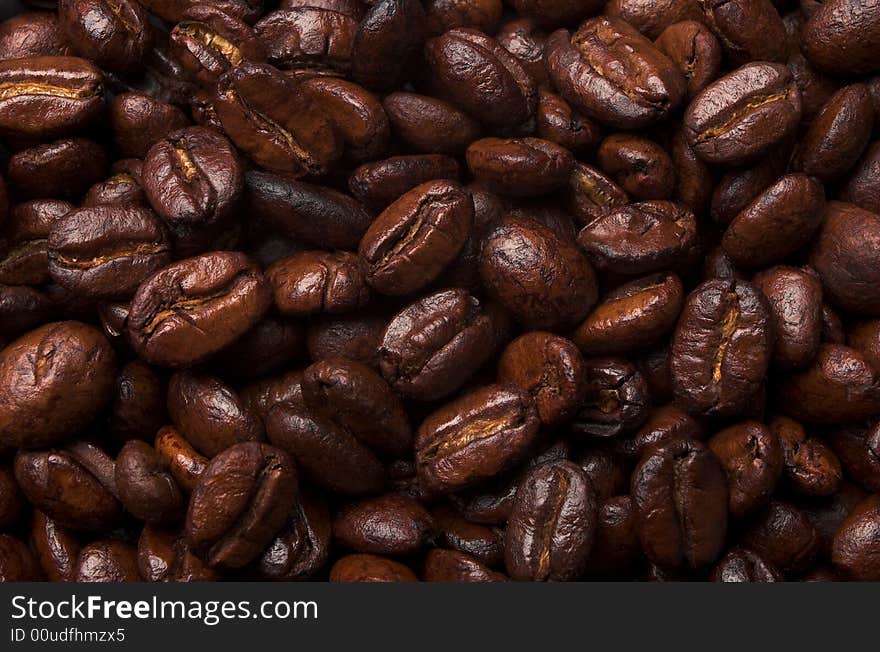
[[466, 137, 574, 198]]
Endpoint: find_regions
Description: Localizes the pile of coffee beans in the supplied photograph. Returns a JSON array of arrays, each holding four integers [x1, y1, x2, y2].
[[0, 0, 878, 583]]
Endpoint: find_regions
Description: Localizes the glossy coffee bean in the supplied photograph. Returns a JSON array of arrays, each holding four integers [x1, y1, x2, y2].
[[802, 0, 880, 76], [31, 511, 80, 582], [697, 0, 787, 64], [110, 93, 190, 160], [8, 137, 106, 200], [154, 426, 209, 495], [186, 442, 298, 569], [655, 21, 722, 100], [671, 279, 771, 417], [771, 415, 842, 497], [566, 162, 629, 226], [267, 251, 370, 316], [349, 154, 460, 211], [257, 491, 330, 580], [423, 549, 507, 582], [107, 360, 166, 443], [58, 0, 153, 73], [466, 137, 574, 198], [127, 252, 271, 367], [115, 440, 184, 524], [604, 0, 703, 40], [330, 553, 417, 582], [832, 494, 880, 580], [632, 439, 728, 570], [710, 548, 782, 582], [505, 461, 597, 581], [741, 500, 820, 576], [0, 12, 72, 61], [350, 0, 425, 92], [0, 535, 41, 581], [572, 357, 650, 439], [76, 540, 140, 582], [138, 526, 219, 582], [333, 493, 434, 555], [597, 134, 675, 201], [841, 141, 880, 215], [828, 422, 880, 493], [383, 92, 482, 155], [481, 216, 597, 331], [535, 89, 602, 155]]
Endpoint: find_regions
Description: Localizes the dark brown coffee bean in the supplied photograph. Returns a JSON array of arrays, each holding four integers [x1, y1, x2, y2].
[[127, 252, 271, 367], [794, 85, 874, 182], [348, 154, 460, 211], [246, 171, 373, 251], [383, 92, 482, 155], [573, 357, 650, 438], [110, 93, 190, 160], [107, 360, 166, 443], [186, 442, 297, 569], [597, 134, 675, 201], [655, 21, 722, 101], [333, 493, 434, 555], [0, 12, 72, 61], [431, 504, 503, 567], [778, 344, 880, 424], [154, 426, 209, 495], [771, 415, 842, 497], [307, 310, 385, 370], [583, 495, 643, 578], [544, 17, 686, 129], [31, 510, 80, 582], [47, 206, 171, 299], [697, 0, 787, 64], [423, 548, 507, 581], [257, 491, 331, 580], [255, 8, 354, 76], [684, 62, 801, 166], [495, 17, 549, 86], [207, 317, 304, 381], [481, 216, 598, 331], [83, 172, 147, 208], [708, 420, 783, 519], [710, 548, 782, 582], [605, 0, 703, 40], [573, 273, 684, 356], [466, 137, 574, 198], [168, 370, 264, 458], [535, 89, 602, 155], [671, 127, 713, 215], [741, 500, 820, 576], [267, 251, 369, 316], [0, 322, 115, 449], [0, 56, 104, 140], [721, 174, 825, 269], [802, 0, 880, 76], [566, 162, 629, 226], [115, 440, 184, 524], [632, 439, 728, 570], [359, 180, 473, 296], [8, 137, 106, 200], [265, 403, 386, 496], [577, 201, 698, 277], [832, 494, 880, 580], [849, 320, 880, 372], [75, 540, 140, 582], [380, 288, 503, 401], [828, 423, 880, 493], [139, 0, 264, 24], [841, 141, 880, 215], [415, 384, 540, 494], [505, 460, 597, 581], [0, 199, 73, 287], [810, 202, 880, 316], [0, 284, 55, 338], [214, 61, 340, 175], [14, 448, 120, 531], [425, 27, 537, 129], [618, 404, 704, 462], [710, 143, 792, 225], [330, 553, 417, 581], [351, 0, 425, 91], [0, 534, 41, 581], [671, 279, 771, 417], [138, 526, 219, 582], [753, 266, 823, 370], [497, 332, 585, 427], [58, 0, 153, 73], [302, 357, 411, 456]]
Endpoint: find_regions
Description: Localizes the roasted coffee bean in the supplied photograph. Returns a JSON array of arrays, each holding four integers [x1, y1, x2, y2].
[[8, 137, 106, 200], [753, 266, 823, 369], [333, 493, 434, 555], [848, 320, 880, 375], [655, 21, 722, 101], [349, 154, 460, 211], [308, 309, 386, 369], [138, 526, 219, 582], [828, 423, 880, 493], [497, 332, 585, 427], [710, 143, 792, 225], [425, 27, 537, 129], [383, 92, 482, 155], [0, 322, 115, 449], [83, 172, 147, 208], [572, 357, 650, 439], [380, 288, 503, 401], [597, 134, 675, 201], [214, 61, 340, 175], [423, 549, 507, 581], [495, 17, 549, 87], [110, 93, 190, 160], [0, 56, 104, 140], [0, 11, 72, 61], [351, 0, 425, 92], [710, 548, 782, 582], [481, 216, 597, 331], [708, 421, 783, 519], [741, 500, 820, 576], [466, 137, 574, 198], [302, 358, 410, 457], [359, 180, 473, 296], [265, 403, 386, 496], [0, 535, 41, 581], [632, 439, 728, 570], [535, 89, 602, 155], [0, 199, 72, 287], [577, 201, 698, 277], [544, 17, 686, 129], [697, 0, 787, 64], [255, 8, 355, 77], [246, 171, 372, 251], [671, 127, 713, 215], [76, 540, 140, 582], [794, 85, 875, 181], [573, 273, 684, 356], [14, 447, 120, 531], [771, 415, 842, 497], [186, 442, 297, 569], [171, 5, 265, 87], [810, 202, 880, 315], [47, 206, 171, 299], [567, 162, 629, 226], [58, 0, 152, 73], [154, 426, 209, 495], [0, 284, 55, 338], [168, 370, 264, 458], [584, 495, 643, 578], [31, 510, 80, 582], [127, 252, 271, 367], [505, 460, 597, 581], [431, 504, 503, 567], [802, 0, 880, 76], [115, 440, 184, 524], [330, 553, 417, 582], [832, 494, 880, 580], [267, 251, 370, 316], [841, 142, 880, 215], [415, 384, 540, 494], [721, 174, 825, 269], [605, 0, 703, 40], [778, 344, 880, 424], [671, 279, 771, 418], [684, 63, 801, 166], [107, 360, 166, 443], [257, 491, 331, 580]]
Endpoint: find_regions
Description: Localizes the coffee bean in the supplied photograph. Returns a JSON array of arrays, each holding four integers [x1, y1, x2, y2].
[[330, 553, 417, 582], [466, 137, 574, 197]]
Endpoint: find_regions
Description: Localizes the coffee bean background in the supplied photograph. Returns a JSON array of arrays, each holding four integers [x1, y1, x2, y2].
[[0, 0, 879, 583]]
